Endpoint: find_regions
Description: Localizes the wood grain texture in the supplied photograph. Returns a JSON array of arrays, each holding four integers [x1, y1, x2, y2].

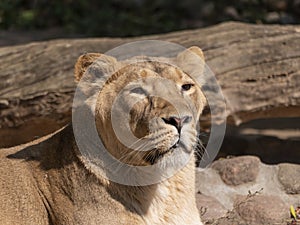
[[1, 22, 299, 147]]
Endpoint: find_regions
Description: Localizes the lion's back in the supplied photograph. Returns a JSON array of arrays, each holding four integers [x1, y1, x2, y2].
[[0, 145, 50, 225]]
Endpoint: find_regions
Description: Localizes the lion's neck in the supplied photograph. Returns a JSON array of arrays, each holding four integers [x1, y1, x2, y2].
[[74, 142, 200, 224], [102, 157, 199, 224]]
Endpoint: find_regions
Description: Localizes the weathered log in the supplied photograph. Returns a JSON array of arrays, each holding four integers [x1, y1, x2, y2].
[[1, 22, 300, 147]]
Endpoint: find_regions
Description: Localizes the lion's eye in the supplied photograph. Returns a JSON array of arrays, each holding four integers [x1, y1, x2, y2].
[[181, 84, 193, 91], [130, 87, 147, 95]]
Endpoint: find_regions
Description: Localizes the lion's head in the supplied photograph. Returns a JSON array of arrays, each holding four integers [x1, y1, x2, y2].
[[74, 46, 206, 169]]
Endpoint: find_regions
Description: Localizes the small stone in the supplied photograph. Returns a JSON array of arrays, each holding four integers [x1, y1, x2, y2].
[[195, 193, 227, 222], [224, 6, 240, 20], [211, 156, 260, 186], [265, 12, 280, 23], [278, 163, 300, 194], [234, 195, 289, 225]]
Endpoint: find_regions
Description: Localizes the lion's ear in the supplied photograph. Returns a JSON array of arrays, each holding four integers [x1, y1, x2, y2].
[[184, 46, 205, 62], [176, 46, 205, 85], [176, 46, 205, 66], [74, 53, 102, 82]]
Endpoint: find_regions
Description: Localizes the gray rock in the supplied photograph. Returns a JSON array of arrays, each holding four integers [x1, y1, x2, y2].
[[195, 193, 227, 223], [265, 12, 280, 23], [234, 195, 289, 225], [211, 156, 260, 186], [224, 6, 241, 20], [207, 213, 246, 225], [278, 163, 300, 194]]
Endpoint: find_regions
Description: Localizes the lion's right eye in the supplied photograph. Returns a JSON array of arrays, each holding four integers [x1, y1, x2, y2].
[[130, 87, 147, 96]]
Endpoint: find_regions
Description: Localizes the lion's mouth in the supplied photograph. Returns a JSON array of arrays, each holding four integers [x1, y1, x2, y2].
[[144, 141, 180, 165]]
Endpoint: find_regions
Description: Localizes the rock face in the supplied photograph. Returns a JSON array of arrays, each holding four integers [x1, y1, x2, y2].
[[1, 22, 300, 148], [211, 156, 260, 186], [195, 193, 227, 222], [278, 163, 300, 194], [196, 155, 300, 225], [234, 195, 289, 225]]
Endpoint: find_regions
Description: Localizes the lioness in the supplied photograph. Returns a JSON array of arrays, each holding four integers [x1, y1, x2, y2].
[[0, 46, 206, 225]]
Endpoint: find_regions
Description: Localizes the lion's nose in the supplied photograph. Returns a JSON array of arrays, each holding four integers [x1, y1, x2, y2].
[[162, 116, 192, 133]]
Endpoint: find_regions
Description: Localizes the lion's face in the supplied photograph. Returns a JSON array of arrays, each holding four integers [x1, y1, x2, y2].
[[121, 63, 205, 165], [75, 47, 206, 166]]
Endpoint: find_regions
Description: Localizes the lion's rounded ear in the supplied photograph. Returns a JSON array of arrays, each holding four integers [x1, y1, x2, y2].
[[74, 53, 102, 82], [185, 46, 204, 61], [176, 46, 205, 65], [176, 46, 205, 85]]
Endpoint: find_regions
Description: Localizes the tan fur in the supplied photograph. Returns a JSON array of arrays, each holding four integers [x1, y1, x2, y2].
[[0, 47, 206, 225], [74, 53, 102, 82]]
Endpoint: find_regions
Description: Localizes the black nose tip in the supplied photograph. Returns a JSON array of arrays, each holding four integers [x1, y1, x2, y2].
[[162, 116, 191, 133]]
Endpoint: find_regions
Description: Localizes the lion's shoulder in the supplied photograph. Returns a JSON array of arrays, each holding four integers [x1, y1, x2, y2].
[[0, 125, 70, 158]]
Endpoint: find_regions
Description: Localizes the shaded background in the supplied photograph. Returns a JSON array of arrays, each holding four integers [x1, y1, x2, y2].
[[0, 0, 300, 46]]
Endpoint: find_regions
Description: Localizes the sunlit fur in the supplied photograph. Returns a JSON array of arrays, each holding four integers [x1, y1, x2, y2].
[[95, 61, 206, 167], [0, 47, 206, 225]]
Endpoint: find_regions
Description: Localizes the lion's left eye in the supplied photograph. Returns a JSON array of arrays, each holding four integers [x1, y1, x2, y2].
[[181, 84, 194, 91]]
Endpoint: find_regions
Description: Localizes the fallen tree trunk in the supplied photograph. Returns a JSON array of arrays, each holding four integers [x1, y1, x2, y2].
[[1, 22, 300, 147]]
